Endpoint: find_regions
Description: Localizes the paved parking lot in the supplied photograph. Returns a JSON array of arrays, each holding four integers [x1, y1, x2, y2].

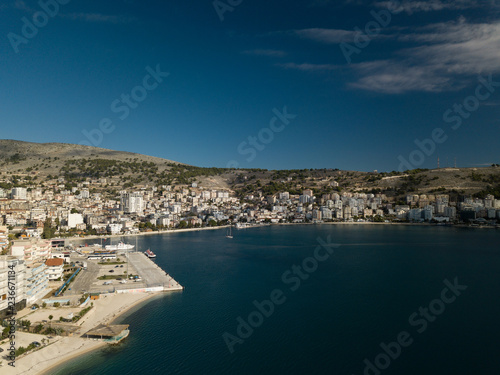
[[127, 253, 173, 287], [67, 252, 181, 295]]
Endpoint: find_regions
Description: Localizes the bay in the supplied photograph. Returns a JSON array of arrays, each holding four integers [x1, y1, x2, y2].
[[52, 225, 500, 374]]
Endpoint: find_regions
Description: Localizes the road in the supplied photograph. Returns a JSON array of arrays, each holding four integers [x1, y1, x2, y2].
[[69, 256, 100, 294]]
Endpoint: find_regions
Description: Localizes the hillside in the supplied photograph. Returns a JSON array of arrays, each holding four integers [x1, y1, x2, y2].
[[0, 140, 499, 200]]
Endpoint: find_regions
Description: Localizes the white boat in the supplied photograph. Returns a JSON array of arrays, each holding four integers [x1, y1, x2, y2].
[[105, 242, 134, 251], [144, 249, 156, 258], [226, 226, 233, 239]]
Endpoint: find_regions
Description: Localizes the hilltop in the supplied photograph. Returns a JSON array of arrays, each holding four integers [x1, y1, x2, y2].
[[0, 140, 499, 200]]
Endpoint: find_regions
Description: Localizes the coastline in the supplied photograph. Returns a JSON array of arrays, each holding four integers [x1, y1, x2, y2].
[[8, 292, 165, 375], [64, 225, 227, 242], [63, 221, 497, 245]]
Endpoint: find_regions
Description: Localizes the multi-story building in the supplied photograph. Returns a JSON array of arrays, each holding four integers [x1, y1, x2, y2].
[[11, 239, 52, 262], [25, 262, 48, 304], [0, 256, 26, 318], [320, 207, 332, 220], [11, 187, 27, 200], [121, 192, 144, 214], [45, 258, 64, 281], [0, 226, 8, 250], [409, 208, 423, 221], [107, 223, 122, 235], [444, 206, 457, 219], [68, 213, 84, 228]]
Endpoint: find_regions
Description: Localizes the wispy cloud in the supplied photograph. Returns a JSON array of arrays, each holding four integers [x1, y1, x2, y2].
[[13, 0, 34, 12], [276, 62, 339, 71], [293, 28, 359, 44], [242, 49, 287, 57], [349, 61, 456, 93], [61, 13, 137, 24], [374, 0, 482, 13], [349, 18, 500, 93]]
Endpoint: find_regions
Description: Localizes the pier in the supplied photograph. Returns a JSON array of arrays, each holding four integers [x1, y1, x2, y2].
[[122, 252, 183, 292]]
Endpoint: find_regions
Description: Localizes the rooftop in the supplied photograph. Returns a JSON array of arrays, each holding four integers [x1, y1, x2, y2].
[[84, 324, 130, 338]]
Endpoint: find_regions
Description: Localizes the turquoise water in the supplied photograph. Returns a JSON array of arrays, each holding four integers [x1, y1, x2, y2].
[[53, 225, 500, 374]]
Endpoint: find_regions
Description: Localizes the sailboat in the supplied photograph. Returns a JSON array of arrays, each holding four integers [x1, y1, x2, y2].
[[226, 225, 233, 239]]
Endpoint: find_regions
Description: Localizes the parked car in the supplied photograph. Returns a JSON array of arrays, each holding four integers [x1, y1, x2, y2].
[[109, 270, 114, 273]]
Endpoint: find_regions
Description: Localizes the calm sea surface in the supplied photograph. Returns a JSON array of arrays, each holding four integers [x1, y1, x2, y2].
[[53, 225, 500, 374]]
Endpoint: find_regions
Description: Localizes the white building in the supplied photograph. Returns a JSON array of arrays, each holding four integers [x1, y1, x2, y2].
[[68, 213, 84, 229], [11, 239, 52, 262], [121, 192, 144, 214], [0, 256, 26, 317], [25, 262, 48, 305], [45, 258, 64, 281], [11, 187, 27, 200], [107, 223, 122, 235], [0, 226, 9, 250]]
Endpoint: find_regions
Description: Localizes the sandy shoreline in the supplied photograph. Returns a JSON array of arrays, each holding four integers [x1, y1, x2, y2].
[[5, 292, 167, 375], [63, 225, 228, 242], [64, 221, 493, 245]]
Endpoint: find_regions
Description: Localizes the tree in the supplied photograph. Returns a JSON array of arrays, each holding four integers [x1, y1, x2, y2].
[[48, 315, 53, 321], [42, 218, 56, 239], [2, 326, 9, 339]]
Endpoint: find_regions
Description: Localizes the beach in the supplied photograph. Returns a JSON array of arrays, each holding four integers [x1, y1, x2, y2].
[[3, 292, 165, 375], [64, 225, 228, 242]]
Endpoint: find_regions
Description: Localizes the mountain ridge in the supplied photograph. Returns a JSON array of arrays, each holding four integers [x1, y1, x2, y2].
[[0, 139, 499, 199]]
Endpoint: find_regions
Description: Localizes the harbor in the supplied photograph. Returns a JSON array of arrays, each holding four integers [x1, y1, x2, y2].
[[0, 239, 183, 375], [67, 240, 183, 295]]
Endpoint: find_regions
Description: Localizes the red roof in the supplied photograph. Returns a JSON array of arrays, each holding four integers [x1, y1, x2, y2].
[[45, 258, 64, 267]]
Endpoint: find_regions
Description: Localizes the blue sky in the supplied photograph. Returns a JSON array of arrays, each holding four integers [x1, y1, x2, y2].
[[1, 0, 499, 171]]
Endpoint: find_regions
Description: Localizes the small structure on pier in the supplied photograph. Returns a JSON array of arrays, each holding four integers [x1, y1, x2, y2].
[[84, 324, 130, 343]]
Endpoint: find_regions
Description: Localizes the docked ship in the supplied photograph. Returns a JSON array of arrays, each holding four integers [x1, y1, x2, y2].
[[144, 249, 156, 258], [105, 242, 135, 251]]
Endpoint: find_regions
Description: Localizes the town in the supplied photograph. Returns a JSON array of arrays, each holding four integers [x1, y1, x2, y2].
[[1, 168, 499, 317]]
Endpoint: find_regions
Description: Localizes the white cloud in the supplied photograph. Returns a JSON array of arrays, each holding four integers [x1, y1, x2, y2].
[[242, 49, 287, 57], [350, 18, 500, 93], [293, 28, 359, 43], [277, 62, 338, 71], [374, 0, 481, 13], [61, 13, 136, 24], [349, 61, 455, 93]]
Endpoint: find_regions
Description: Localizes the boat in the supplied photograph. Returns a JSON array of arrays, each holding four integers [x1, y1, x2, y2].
[[105, 242, 135, 251], [226, 226, 233, 239], [144, 249, 156, 258]]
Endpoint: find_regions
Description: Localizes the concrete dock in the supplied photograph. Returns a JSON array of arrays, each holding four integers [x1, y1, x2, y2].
[[126, 252, 183, 291], [70, 251, 183, 295]]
